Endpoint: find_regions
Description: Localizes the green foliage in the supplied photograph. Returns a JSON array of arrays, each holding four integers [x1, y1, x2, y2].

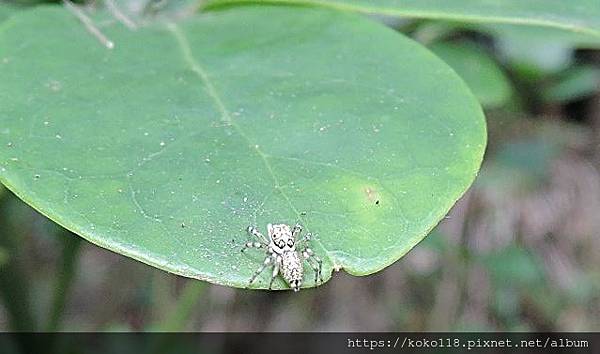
[[487, 25, 590, 77], [429, 42, 512, 108], [0, 5, 485, 289], [477, 136, 562, 191], [0, 3, 18, 22], [485, 23, 600, 64], [0, 247, 7, 268], [0, 197, 36, 331], [45, 232, 82, 331], [481, 246, 545, 286], [0, 0, 598, 333], [494, 139, 559, 178], [543, 65, 600, 103], [205, 0, 600, 38], [205, 0, 600, 104]]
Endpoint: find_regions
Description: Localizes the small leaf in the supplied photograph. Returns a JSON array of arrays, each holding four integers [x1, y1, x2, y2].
[[429, 42, 513, 108], [542, 65, 600, 103], [415, 21, 600, 79], [491, 25, 578, 75], [477, 134, 563, 191], [480, 23, 600, 50], [0, 5, 485, 289], [480, 246, 545, 286]]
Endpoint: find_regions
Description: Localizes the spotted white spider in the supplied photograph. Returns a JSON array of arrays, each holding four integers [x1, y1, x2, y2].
[[242, 223, 323, 291]]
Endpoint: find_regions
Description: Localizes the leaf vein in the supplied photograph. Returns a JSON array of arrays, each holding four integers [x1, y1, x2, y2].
[[165, 22, 335, 267]]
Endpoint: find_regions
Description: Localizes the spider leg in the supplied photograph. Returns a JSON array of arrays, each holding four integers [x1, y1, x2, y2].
[[247, 226, 269, 244], [241, 241, 264, 253], [291, 223, 303, 238], [269, 262, 280, 290], [247, 255, 273, 288], [297, 232, 312, 248], [302, 247, 323, 285]]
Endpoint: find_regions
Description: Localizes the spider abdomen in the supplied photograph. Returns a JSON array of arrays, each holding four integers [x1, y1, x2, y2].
[[281, 251, 303, 290]]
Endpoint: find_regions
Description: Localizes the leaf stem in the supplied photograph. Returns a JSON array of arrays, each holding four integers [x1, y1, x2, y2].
[[0, 196, 36, 332], [159, 280, 206, 331], [45, 231, 82, 331]]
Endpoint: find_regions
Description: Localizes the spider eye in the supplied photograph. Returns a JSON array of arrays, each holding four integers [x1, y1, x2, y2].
[[277, 240, 285, 248], [287, 240, 294, 247]]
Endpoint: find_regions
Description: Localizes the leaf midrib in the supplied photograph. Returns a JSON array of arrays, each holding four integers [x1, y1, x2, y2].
[[165, 22, 335, 266]]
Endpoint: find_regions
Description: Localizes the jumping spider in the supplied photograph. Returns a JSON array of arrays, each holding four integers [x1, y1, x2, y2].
[[242, 223, 323, 291]]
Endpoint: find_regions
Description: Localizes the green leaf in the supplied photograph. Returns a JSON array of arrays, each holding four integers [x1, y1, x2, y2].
[[0, 3, 18, 23], [542, 65, 600, 103], [429, 42, 512, 108], [487, 24, 579, 76], [480, 246, 545, 286], [477, 131, 564, 191], [0, 247, 8, 268], [204, 0, 600, 39], [0, 5, 486, 289], [480, 23, 600, 50], [416, 21, 600, 79], [468, 23, 600, 77]]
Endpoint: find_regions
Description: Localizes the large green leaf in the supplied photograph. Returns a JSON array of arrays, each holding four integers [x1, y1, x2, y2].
[[0, 5, 485, 289], [205, 0, 600, 38]]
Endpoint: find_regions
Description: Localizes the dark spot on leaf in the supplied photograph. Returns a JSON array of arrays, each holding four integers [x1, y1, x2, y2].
[[364, 186, 380, 204]]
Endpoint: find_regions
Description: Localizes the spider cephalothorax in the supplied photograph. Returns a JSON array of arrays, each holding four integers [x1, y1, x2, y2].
[[268, 223, 296, 252], [242, 223, 323, 291]]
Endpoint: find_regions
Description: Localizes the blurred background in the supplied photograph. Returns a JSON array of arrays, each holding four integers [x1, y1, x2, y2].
[[0, 0, 599, 331]]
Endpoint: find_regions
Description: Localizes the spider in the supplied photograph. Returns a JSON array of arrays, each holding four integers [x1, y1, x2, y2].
[[242, 223, 323, 291]]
